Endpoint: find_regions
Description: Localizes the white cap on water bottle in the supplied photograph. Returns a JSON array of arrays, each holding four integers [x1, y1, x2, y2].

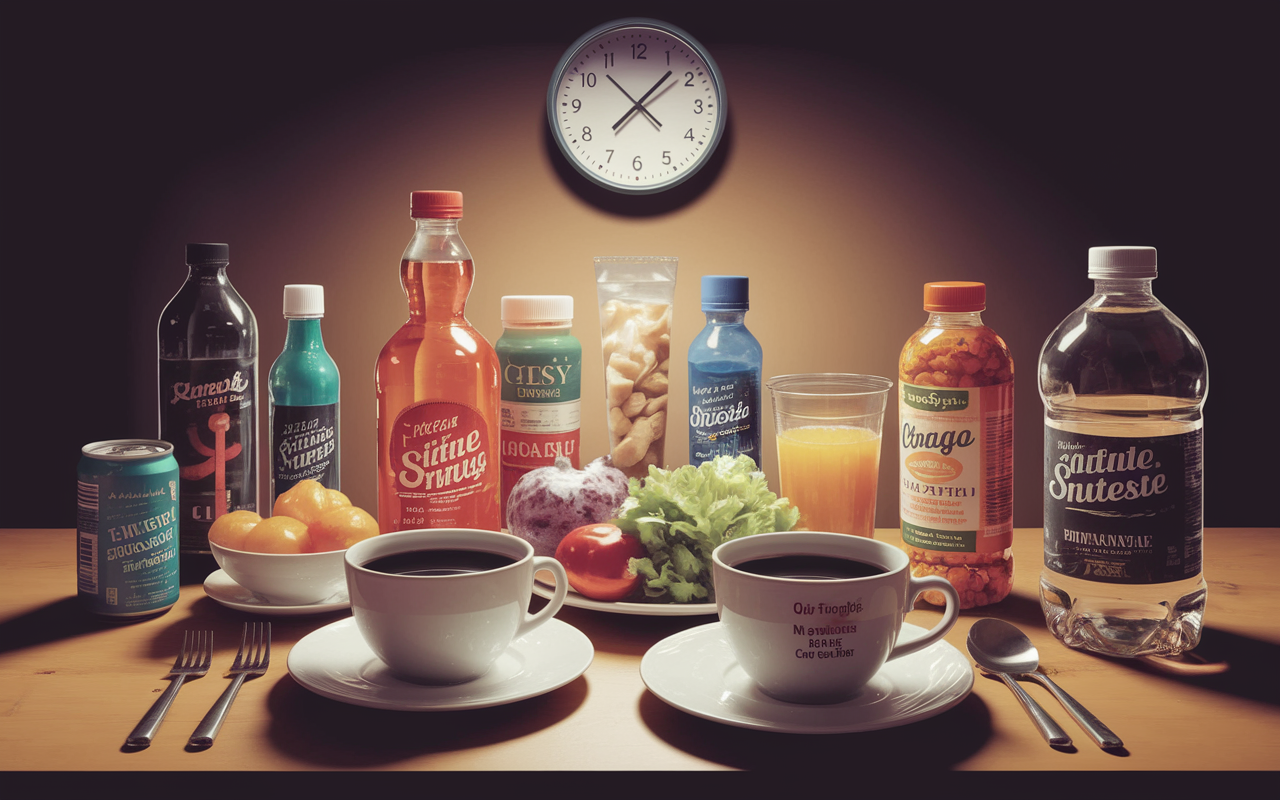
[[1088, 246, 1157, 279], [283, 284, 325, 318], [501, 295, 573, 325]]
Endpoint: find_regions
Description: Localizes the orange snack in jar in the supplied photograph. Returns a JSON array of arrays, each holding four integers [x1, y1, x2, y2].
[[899, 282, 1013, 608]]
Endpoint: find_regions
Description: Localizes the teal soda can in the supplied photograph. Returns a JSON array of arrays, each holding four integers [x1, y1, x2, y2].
[[77, 440, 180, 618]]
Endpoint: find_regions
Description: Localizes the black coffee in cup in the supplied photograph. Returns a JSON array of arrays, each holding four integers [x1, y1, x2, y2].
[[735, 554, 886, 580], [363, 549, 516, 577]]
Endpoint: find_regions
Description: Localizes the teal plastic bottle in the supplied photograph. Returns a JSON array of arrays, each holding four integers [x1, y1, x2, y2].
[[687, 275, 762, 467], [268, 284, 340, 505]]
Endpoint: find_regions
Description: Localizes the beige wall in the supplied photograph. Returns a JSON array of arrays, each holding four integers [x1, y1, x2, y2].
[[129, 45, 1106, 529]]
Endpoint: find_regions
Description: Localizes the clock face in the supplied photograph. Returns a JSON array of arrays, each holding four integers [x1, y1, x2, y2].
[[548, 19, 726, 194]]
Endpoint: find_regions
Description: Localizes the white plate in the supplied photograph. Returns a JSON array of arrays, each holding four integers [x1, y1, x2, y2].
[[287, 616, 594, 711], [203, 568, 351, 616], [533, 576, 717, 617], [640, 621, 973, 734]]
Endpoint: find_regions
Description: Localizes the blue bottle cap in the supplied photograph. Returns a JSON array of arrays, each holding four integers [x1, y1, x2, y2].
[[701, 275, 749, 311]]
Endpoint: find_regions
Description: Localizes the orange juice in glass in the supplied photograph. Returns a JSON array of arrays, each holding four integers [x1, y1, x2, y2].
[[767, 375, 893, 537]]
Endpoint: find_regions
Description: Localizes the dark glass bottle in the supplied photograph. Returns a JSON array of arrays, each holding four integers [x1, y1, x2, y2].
[[158, 243, 259, 582]]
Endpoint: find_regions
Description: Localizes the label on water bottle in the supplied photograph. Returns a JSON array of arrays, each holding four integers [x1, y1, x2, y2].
[[159, 357, 256, 554], [271, 404, 339, 501], [688, 365, 760, 466], [1044, 426, 1203, 584]]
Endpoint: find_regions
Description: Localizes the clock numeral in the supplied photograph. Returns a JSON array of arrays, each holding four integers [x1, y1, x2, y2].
[[604, 52, 614, 68], [694, 100, 703, 114], [605, 149, 614, 163], [684, 128, 695, 141], [684, 72, 695, 87], [662, 151, 671, 165], [632, 156, 643, 171], [581, 72, 596, 88], [571, 99, 581, 113], [582, 126, 592, 141], [631, 43, 647, 60]]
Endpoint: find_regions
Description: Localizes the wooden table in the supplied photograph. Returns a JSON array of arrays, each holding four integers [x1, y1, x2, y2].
[[2, 527, 1277, 777]]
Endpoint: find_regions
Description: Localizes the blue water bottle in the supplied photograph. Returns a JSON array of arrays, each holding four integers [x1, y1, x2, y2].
[[687, 275, 762, 467], [268, 284, 340, 504]]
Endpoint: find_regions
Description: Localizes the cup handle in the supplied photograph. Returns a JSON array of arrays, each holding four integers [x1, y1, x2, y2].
[[517, 556, 569, 639], [886, 575, 960, 661]]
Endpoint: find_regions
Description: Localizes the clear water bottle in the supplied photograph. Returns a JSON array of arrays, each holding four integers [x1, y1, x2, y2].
[[158, 242, 258, 580], [1039, 246, 1208, 658], [688, 275, 762, 467]]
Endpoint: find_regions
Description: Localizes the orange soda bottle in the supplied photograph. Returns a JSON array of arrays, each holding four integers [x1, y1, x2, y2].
[[376, 191, 501, 532]]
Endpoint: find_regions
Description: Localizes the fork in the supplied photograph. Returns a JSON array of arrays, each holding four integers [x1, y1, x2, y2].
[[126, 630, 213, 747], [188, 622, 270, 747]]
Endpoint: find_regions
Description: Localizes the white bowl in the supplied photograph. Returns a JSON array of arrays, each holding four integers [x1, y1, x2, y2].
[[210, 541, 347, 606]]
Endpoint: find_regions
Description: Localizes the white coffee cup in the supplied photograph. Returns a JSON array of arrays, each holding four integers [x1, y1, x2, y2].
[[712, 532, 959, 704], [344, 529, 568, 684]]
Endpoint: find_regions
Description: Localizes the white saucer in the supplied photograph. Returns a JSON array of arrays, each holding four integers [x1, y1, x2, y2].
[[287, 616, 594, 711], [533, 577, 717, 617], [203, 569, 351, 616], [640, 621, 973, 734]]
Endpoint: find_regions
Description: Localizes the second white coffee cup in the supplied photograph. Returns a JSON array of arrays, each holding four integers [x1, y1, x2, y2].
[[712, 531, 959, 704], [344, 529, 569, 684]]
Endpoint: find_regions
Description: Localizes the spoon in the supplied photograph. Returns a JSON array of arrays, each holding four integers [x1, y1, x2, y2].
[[968, 618, 1123, 749]]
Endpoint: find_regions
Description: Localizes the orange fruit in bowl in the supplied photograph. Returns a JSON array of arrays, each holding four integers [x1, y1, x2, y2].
[[208, 510, 263, 550], [308, 506, 380, 552], [272, 479, 348, 526], [242, 515, 312, 554]]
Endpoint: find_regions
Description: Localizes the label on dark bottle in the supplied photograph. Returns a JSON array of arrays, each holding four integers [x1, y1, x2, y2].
[[688, 364, 760, 466], [159, 358, 256, 553], [1044, 427, 1203, 584], [271, 404, 339, 501]]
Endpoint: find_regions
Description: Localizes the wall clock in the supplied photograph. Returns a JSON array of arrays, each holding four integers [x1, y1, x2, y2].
[[547, 18, 727, 194]]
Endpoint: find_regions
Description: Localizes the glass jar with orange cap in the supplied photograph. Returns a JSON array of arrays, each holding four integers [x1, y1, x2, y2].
[[898, 281, 1014, 608]]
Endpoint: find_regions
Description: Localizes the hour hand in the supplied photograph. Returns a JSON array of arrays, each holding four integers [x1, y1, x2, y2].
[[607, 75, 661, 129], [612, 70, 672, 131]]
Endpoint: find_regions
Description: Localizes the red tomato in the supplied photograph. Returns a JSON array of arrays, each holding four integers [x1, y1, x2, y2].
[[554, 523, 646, 602]]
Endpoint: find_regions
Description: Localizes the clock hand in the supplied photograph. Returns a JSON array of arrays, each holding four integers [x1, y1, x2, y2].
[[606, 74, 661, 128], [612, 70, 673, 131]]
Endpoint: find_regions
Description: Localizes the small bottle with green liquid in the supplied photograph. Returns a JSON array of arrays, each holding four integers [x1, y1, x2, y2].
[[268, 284, 340, 504]]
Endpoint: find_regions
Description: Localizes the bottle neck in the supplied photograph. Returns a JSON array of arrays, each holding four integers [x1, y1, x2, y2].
[[924, 309, 984, 328], [1091, 278, 1158, 308], [403, 216, 472, 322], [502, 322, 572, 334], [283, 317, 325, 350], [187, 263, 229, 284], [703, 309, 747, 325]]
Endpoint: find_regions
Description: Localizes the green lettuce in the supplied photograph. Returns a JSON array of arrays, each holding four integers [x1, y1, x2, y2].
[[615, 455, 800, 603]]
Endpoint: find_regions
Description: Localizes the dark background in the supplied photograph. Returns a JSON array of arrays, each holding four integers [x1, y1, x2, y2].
[[2, 1, 1273, 528]]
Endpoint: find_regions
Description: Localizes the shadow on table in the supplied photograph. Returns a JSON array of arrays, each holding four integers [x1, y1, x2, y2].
[[640, 689, 993, 769], [957, 593, 1280, 708], [260, 671, 588, 768]]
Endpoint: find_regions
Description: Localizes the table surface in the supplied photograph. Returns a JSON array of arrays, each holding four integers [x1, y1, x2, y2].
[[1, 527, 1277, 773]]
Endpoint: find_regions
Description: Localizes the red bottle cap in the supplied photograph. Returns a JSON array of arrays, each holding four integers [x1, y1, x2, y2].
[[410, 190, 463, 219], [923, 281, 985, 312]]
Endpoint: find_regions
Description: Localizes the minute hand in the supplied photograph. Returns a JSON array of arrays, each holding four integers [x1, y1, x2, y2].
[[606, 75, 661, 128], [612, 70, 672, 131]]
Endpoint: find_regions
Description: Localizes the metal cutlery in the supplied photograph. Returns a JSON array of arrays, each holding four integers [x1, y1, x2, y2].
[[126, 630, 213, 748], [188, 622, 270, 748]]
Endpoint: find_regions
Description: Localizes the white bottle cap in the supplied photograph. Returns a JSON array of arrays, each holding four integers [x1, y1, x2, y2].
[[501, 295, 573, 324], [1088, 246, 1157, 279], [283, 284, 325, 318]]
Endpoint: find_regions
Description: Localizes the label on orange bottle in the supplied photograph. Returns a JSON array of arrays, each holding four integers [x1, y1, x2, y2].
[[389, 400, 496, 530], [899, 382, 1013, 553]]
